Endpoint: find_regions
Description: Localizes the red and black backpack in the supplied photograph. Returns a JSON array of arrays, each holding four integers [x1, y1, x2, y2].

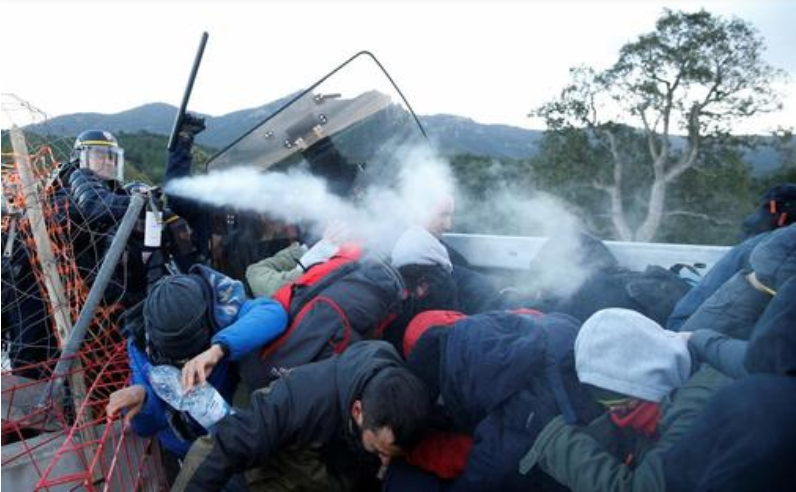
[[240, 244, 407, 390], [271, 242, 362, 313]]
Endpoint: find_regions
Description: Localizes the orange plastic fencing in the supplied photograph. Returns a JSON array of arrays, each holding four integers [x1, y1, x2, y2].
[[2, 133, 168, 491]]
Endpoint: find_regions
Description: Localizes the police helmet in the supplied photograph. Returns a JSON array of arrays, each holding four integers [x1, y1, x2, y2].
[[73, 130, 124, 181]]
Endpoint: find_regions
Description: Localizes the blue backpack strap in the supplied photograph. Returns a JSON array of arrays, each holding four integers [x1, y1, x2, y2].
[[537, 314, 581, 424], [543, 354, 578, 425]]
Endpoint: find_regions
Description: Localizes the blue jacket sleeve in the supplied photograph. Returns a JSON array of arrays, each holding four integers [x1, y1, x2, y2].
[[211, 298, 288, 361], [667, 233, 769, 331], [127, 340, 169, 437], [448, 412, 503, 492], [688, 330, 749, 379], [449, 392, 544, 492]]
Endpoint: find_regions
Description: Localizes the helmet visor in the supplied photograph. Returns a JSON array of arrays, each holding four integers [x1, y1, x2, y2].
[[79, 145, 124, 181]]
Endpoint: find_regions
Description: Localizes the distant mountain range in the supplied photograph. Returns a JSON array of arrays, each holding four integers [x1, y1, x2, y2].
[[20, 100, 547, 161], [25, 100, 779, 174]]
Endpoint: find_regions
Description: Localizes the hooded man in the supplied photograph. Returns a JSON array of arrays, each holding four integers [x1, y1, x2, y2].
[[668, 185, 796, 331], [683, 225, 796, 378], [741, 182, 796, 238], [385, 226, 460, 349], [678, 223, 796, 340], [385, 309, 600, 492], [170, 341, 431, 492], [663, 276, 796, 492], [520, 308, 731, 492]]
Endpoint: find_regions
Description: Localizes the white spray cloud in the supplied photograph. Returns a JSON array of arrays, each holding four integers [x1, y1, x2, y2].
[[505, 193, 594, 298], [456, 174, 599, 299], [165, 146, 456, 252], [167, 149, 603, 300], [166, 166, 352, 225], [355, 145, 455, 245]]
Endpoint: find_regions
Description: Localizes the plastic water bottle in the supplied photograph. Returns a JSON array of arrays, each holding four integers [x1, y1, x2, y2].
[[182, 384, 233, 430], [148, 365, 233, 430], [149, 365, 185, 410]]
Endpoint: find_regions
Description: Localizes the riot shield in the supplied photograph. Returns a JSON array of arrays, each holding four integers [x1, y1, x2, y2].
[[205, 51, 429, 195]]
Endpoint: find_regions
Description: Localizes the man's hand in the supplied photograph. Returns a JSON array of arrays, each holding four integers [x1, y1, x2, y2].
[[107, 385, 147, 424], [181, 344, 225, 392]]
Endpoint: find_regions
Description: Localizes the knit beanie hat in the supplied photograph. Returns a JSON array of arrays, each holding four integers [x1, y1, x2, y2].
[[391, 226, 453, 274], [575, 308, 691, 402], [144, 274, 211, 364]]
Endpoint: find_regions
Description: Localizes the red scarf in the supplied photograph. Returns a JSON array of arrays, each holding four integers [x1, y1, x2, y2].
[[610, 401, 661, 437]]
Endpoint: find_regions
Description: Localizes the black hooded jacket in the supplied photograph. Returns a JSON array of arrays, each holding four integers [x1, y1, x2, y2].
[[172, 341, 404, 492]]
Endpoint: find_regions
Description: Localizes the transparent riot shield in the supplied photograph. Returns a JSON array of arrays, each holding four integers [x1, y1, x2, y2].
[[205, 51, 429, 196]]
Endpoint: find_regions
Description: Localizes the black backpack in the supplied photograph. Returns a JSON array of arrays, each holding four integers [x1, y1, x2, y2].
[[547, 264, 692, 325]]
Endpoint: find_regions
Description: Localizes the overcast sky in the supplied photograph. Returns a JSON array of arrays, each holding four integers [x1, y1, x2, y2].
[[1, 0, 794, 133]]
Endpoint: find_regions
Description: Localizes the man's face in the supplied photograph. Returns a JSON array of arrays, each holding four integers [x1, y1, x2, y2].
[[82, 146, 120, 180], [426, 196, 455, 237], [361, 427, 402, 466], [352, 401, 403, 466]]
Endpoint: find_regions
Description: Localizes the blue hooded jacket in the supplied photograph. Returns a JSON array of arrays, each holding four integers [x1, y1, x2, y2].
[[408, 311, 599, 492]]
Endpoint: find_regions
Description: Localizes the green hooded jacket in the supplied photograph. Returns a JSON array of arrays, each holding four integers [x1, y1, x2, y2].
[[520, 366, 731, 492]]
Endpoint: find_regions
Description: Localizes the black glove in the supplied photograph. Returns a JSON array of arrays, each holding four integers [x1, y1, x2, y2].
[[177, 112, 206, 146]]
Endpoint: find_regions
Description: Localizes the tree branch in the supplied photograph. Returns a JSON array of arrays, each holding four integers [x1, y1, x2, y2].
[[666, 210, 736, 226], [602, 129, 624, 187], [640, 111, 661, 161], [665, 104, 700, 182]]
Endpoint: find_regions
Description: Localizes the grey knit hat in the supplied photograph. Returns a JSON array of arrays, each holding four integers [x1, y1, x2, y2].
[[391, 226, 453, 273], [144, 274, 211, 364], [575, 308, 691, 402]]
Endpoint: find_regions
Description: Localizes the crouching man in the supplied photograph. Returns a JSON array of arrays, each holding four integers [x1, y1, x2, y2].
[[106, 265, 289, 484], [520, 308, 731, 492], [171, 341, 431, 492]]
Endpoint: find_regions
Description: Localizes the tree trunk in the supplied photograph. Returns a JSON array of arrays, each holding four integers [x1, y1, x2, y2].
[[606, 184, 633, 241], [635, 178, 668, 241]]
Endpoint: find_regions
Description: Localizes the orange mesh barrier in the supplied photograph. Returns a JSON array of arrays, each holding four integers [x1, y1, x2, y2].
[[2, 128, 168, 492]]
